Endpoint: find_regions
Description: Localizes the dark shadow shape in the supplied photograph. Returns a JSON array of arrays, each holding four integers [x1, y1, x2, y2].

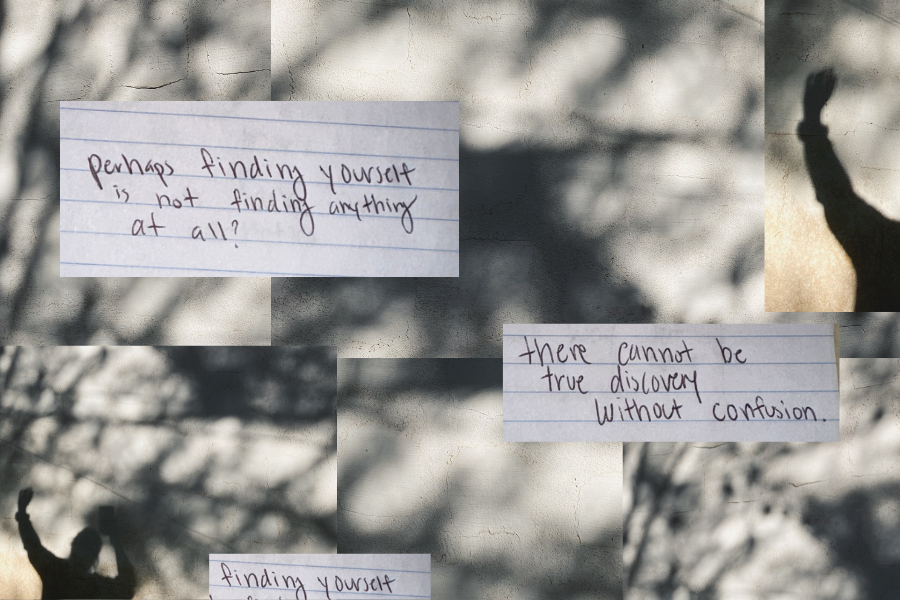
[[802, 486, 900, 599], [340, 358, 501, 397], [273, 144, 657, 355], [17, 489, 136, 599], [158, 346, 336, 421], [798, 68, 900, 311], [1, 347, 338, 598]]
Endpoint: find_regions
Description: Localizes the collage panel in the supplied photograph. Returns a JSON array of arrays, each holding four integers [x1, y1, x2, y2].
[[0, 346, 335, 599], [269, 0, 769, 358], [337, 358, 622, 599], [624, 358, 900, 598], [765, 0, 900, 311], [1, 0, 271, 345]]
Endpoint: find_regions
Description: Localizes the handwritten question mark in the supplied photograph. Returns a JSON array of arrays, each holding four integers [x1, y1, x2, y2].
[[231, 220, 239, 248]]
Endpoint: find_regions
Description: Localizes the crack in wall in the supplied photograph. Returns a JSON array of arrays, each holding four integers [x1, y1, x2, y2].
[[122, 78, 184, 90]]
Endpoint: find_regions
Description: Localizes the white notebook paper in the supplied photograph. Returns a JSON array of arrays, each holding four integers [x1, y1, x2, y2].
[[209, 554, 431, 599], [503, 323, 840, 442], [60, 102, 459, 277]]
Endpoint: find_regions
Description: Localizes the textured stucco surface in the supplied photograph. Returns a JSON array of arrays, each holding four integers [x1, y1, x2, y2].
[[624, 358, 900, 599], [270, 0, 900, 356], [270, 0, 766, 355], [3, 0, 900, 349], [0, 347, 336, 599], [765, 0, 900, 311], [0, 0, 271, 344], [337, 358, 623, 599]]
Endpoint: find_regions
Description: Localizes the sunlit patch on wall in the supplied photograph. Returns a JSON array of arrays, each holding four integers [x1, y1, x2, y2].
[[831, 16, 890, 73]]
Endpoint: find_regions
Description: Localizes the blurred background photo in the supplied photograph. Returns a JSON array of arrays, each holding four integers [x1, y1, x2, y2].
[[337, 358, 622, 599], [270, 0, 900, 356]]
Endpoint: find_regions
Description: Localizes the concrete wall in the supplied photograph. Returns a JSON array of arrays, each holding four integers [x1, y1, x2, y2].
[[267, 0, 900, 356], [624, 358, 900, 598], [2, 3, 900, 598], [337, 359, 622, 600], [270, 0, 766, 355], [765, 0, 900, 311], [0, 0, 271, 344], [3, 0, 900, 350], [0, 347, 336, 599]]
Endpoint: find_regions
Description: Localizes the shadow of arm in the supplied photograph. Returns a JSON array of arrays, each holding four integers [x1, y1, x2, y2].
[[798, 128, 865, 217], [108, 532, 137, 599], [797, 70, 884, 267], [17, 512, 57, 574]]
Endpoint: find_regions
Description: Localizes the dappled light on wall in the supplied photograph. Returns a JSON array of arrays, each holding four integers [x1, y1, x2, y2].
[[625, 359, 900, 598], [0, 346, 336, 598]]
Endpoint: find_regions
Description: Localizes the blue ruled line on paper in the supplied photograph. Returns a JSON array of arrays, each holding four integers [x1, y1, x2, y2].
[[60, 136, 459, 163], [60, 198, 459, 223], [503, 333, 834, 338], [60, 262, 343, 276], [503, 390, 839, 394], [60, 167, 459, 193], [505, 419, 837, 423], [208, 584, 428, 599], [503, 361, 835, 366], [60, 230, 459, 254], [209, 558, 430, 574], [61, 105, 459, 132]]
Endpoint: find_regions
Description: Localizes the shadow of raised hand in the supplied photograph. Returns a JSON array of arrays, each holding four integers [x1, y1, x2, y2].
[[802, 67, 836, 127], [797, 68, 900, 311]]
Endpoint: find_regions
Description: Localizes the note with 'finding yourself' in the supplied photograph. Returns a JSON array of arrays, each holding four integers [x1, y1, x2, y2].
[[209, 554, 431, 599], [60, 101, 459, 277]]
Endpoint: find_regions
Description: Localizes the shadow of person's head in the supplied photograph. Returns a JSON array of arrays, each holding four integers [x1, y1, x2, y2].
[[69, 528, 102, 574]]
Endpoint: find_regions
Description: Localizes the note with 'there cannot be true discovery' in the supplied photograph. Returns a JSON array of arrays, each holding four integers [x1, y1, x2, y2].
[[503, 324, 839, 442], [60, 101, 458, 277]]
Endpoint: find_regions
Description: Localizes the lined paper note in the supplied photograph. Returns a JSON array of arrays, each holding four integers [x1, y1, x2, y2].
[[60, 102, 458, 277], [503, 324, 839, 442], [209, 554, 431, 599]]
